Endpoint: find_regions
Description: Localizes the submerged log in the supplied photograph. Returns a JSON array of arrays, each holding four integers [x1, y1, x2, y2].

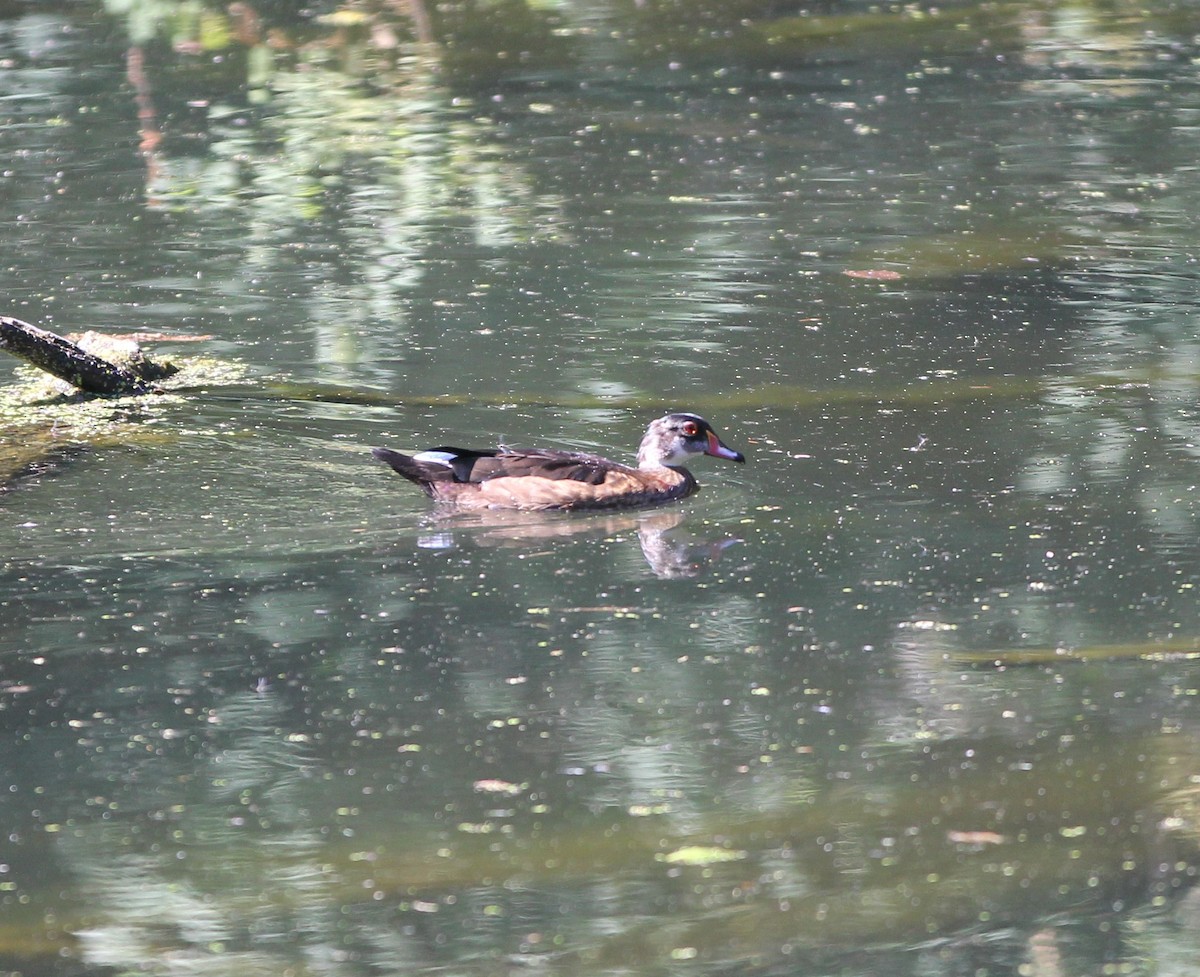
[[0, 315, 165, 395]]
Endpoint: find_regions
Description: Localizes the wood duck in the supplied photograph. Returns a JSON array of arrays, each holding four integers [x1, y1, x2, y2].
[[372, 412, 745, 511]]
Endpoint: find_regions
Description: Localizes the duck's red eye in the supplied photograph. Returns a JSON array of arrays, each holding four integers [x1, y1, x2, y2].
[[681, 421, 699, 437]]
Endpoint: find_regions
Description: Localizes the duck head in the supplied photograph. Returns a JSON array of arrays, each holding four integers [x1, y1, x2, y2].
[[636, 413, 745, 469]]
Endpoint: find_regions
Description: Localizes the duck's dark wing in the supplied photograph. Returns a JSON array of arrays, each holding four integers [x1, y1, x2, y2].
[[465, 449, 614, 485], [372, 446, 615, 486]]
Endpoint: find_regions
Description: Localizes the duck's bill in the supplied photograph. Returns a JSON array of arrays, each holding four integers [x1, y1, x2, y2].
[[705, 431, 746, 463]]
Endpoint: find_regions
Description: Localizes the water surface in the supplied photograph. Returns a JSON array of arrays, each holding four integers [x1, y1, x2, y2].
[[4, 3, 1200, 975]]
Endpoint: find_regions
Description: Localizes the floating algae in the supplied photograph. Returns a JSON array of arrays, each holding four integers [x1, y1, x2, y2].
[[0, 333, 248, 490]]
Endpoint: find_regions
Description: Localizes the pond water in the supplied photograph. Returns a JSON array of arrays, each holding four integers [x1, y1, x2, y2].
[[5, 2, 1200, 975]]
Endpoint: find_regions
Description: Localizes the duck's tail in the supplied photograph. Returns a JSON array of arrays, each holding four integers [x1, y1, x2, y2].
[[372, 446, 500, 493], [371, 447, 442, 494]]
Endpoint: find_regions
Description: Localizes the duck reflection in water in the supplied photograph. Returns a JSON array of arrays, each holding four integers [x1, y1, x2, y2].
[[415, 508, 741, 580]]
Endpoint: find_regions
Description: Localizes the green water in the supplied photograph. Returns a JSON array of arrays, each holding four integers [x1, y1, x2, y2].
[[4, 3, 1200, 975]]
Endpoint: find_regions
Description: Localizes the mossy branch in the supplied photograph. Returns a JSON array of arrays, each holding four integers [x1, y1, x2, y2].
[[0, 315, 159, 396]]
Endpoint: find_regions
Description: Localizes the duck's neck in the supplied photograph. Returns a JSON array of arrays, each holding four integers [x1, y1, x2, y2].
[[637, 440, 679, 470]]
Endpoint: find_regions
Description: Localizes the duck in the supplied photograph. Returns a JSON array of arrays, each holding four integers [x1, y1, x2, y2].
[[371, 412, 744, 511]]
